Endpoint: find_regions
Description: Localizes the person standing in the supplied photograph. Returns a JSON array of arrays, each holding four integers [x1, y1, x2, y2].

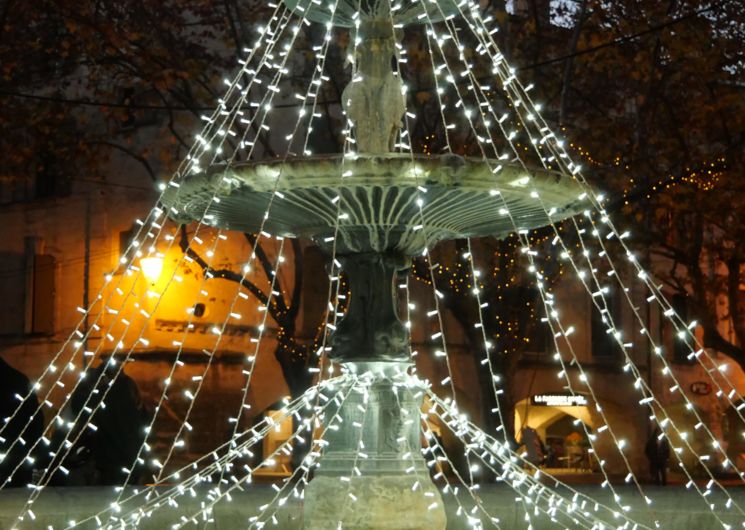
[[645, 426, 670, 485], [47, 361, 149, 486], [0, 357, 44, 487], [521, 427, 546, 467]]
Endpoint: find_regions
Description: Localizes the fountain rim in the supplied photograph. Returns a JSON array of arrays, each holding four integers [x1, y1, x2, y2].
[[161, 153, 587, 252], [172, 152, 581, 198]]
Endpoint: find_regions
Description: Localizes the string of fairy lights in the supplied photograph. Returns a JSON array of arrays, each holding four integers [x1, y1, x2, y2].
[[2, 2, 298, 524], [5, 43, 270, 506], [114, 3, 362, 527], [560, 211, 745, 501], [496, 56, 745, 432], [0, 5, 286, 460], [104, 0, 363, 525], [424, 387, 654, 528], [398, 281, 482, 527], [124, 376, 352, 529], [430, 0, 744, 520], [204, 0, 340, 501], [150, 2, 331, 486], [200, 1, 426, 523], [0, 0, 292, 449], [2, 1, 744, 529], [412, 5, 659, 524], [2, 0, 354, 520], [418, 0, 744, 520], [330, 3, 740, 524], [407, 386, 504, 529], [162, 372, 358, 530], [389, 4, 460, 406], [460, 236, 660, 516], [204, 0, 358, 520], [378, 4, 744, 528], [390, 11, 618, 527], [570, 206, 745, 428], [116, 0, 361, 521], [462, 2, 745, 428], [456, 0, 745, 484], [1, 5, 273, 410], [26, 20, 716, 530], [14, 50, 277, 530], [264, 0, 740, 516], [242, 369, 646, 530], [172, 376, 358, 530], [101, 2, 652, 524], [61, 375, 349, 528], [398, 6, 624, 521], [386, 376, 463, 527], [427, 0, 664, 513], [389, 4, 492, 497], [470, 0, 728, 456], [423, 425, 599, 529]]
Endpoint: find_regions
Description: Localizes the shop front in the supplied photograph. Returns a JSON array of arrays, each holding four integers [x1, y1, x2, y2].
[[515, 393, 595, 473]]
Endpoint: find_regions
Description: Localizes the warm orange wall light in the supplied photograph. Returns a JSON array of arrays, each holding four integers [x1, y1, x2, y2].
[[140, 256, 164, 284]]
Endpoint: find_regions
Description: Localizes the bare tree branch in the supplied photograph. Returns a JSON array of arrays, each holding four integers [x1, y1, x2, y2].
[[87, 140, 157, 181]]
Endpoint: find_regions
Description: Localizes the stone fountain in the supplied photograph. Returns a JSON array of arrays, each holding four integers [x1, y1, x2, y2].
[[163, 1, 583, 528]]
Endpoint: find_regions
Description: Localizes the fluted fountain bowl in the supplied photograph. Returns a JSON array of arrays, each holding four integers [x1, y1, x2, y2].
[[162, 153, 584, 255]]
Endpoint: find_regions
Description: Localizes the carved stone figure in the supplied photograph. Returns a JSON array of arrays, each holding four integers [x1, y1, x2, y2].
[[342, 20, 405, 154]]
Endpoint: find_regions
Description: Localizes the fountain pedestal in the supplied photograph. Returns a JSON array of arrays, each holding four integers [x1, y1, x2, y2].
[[303, 363, 446, 530], [304, 249, 445, 528]]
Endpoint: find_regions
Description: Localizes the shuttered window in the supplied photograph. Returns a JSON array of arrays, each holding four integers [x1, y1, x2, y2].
[[30, 254, 56, 335]]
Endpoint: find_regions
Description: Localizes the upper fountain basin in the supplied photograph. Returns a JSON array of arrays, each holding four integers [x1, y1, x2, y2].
[[162, 153, 585, 255]]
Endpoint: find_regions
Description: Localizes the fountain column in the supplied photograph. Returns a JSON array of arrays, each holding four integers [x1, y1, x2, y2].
[[302, 12, 447, 529]]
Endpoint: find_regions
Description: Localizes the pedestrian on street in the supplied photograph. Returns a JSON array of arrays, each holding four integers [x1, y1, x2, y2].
[[645, 426, 670, 485]]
